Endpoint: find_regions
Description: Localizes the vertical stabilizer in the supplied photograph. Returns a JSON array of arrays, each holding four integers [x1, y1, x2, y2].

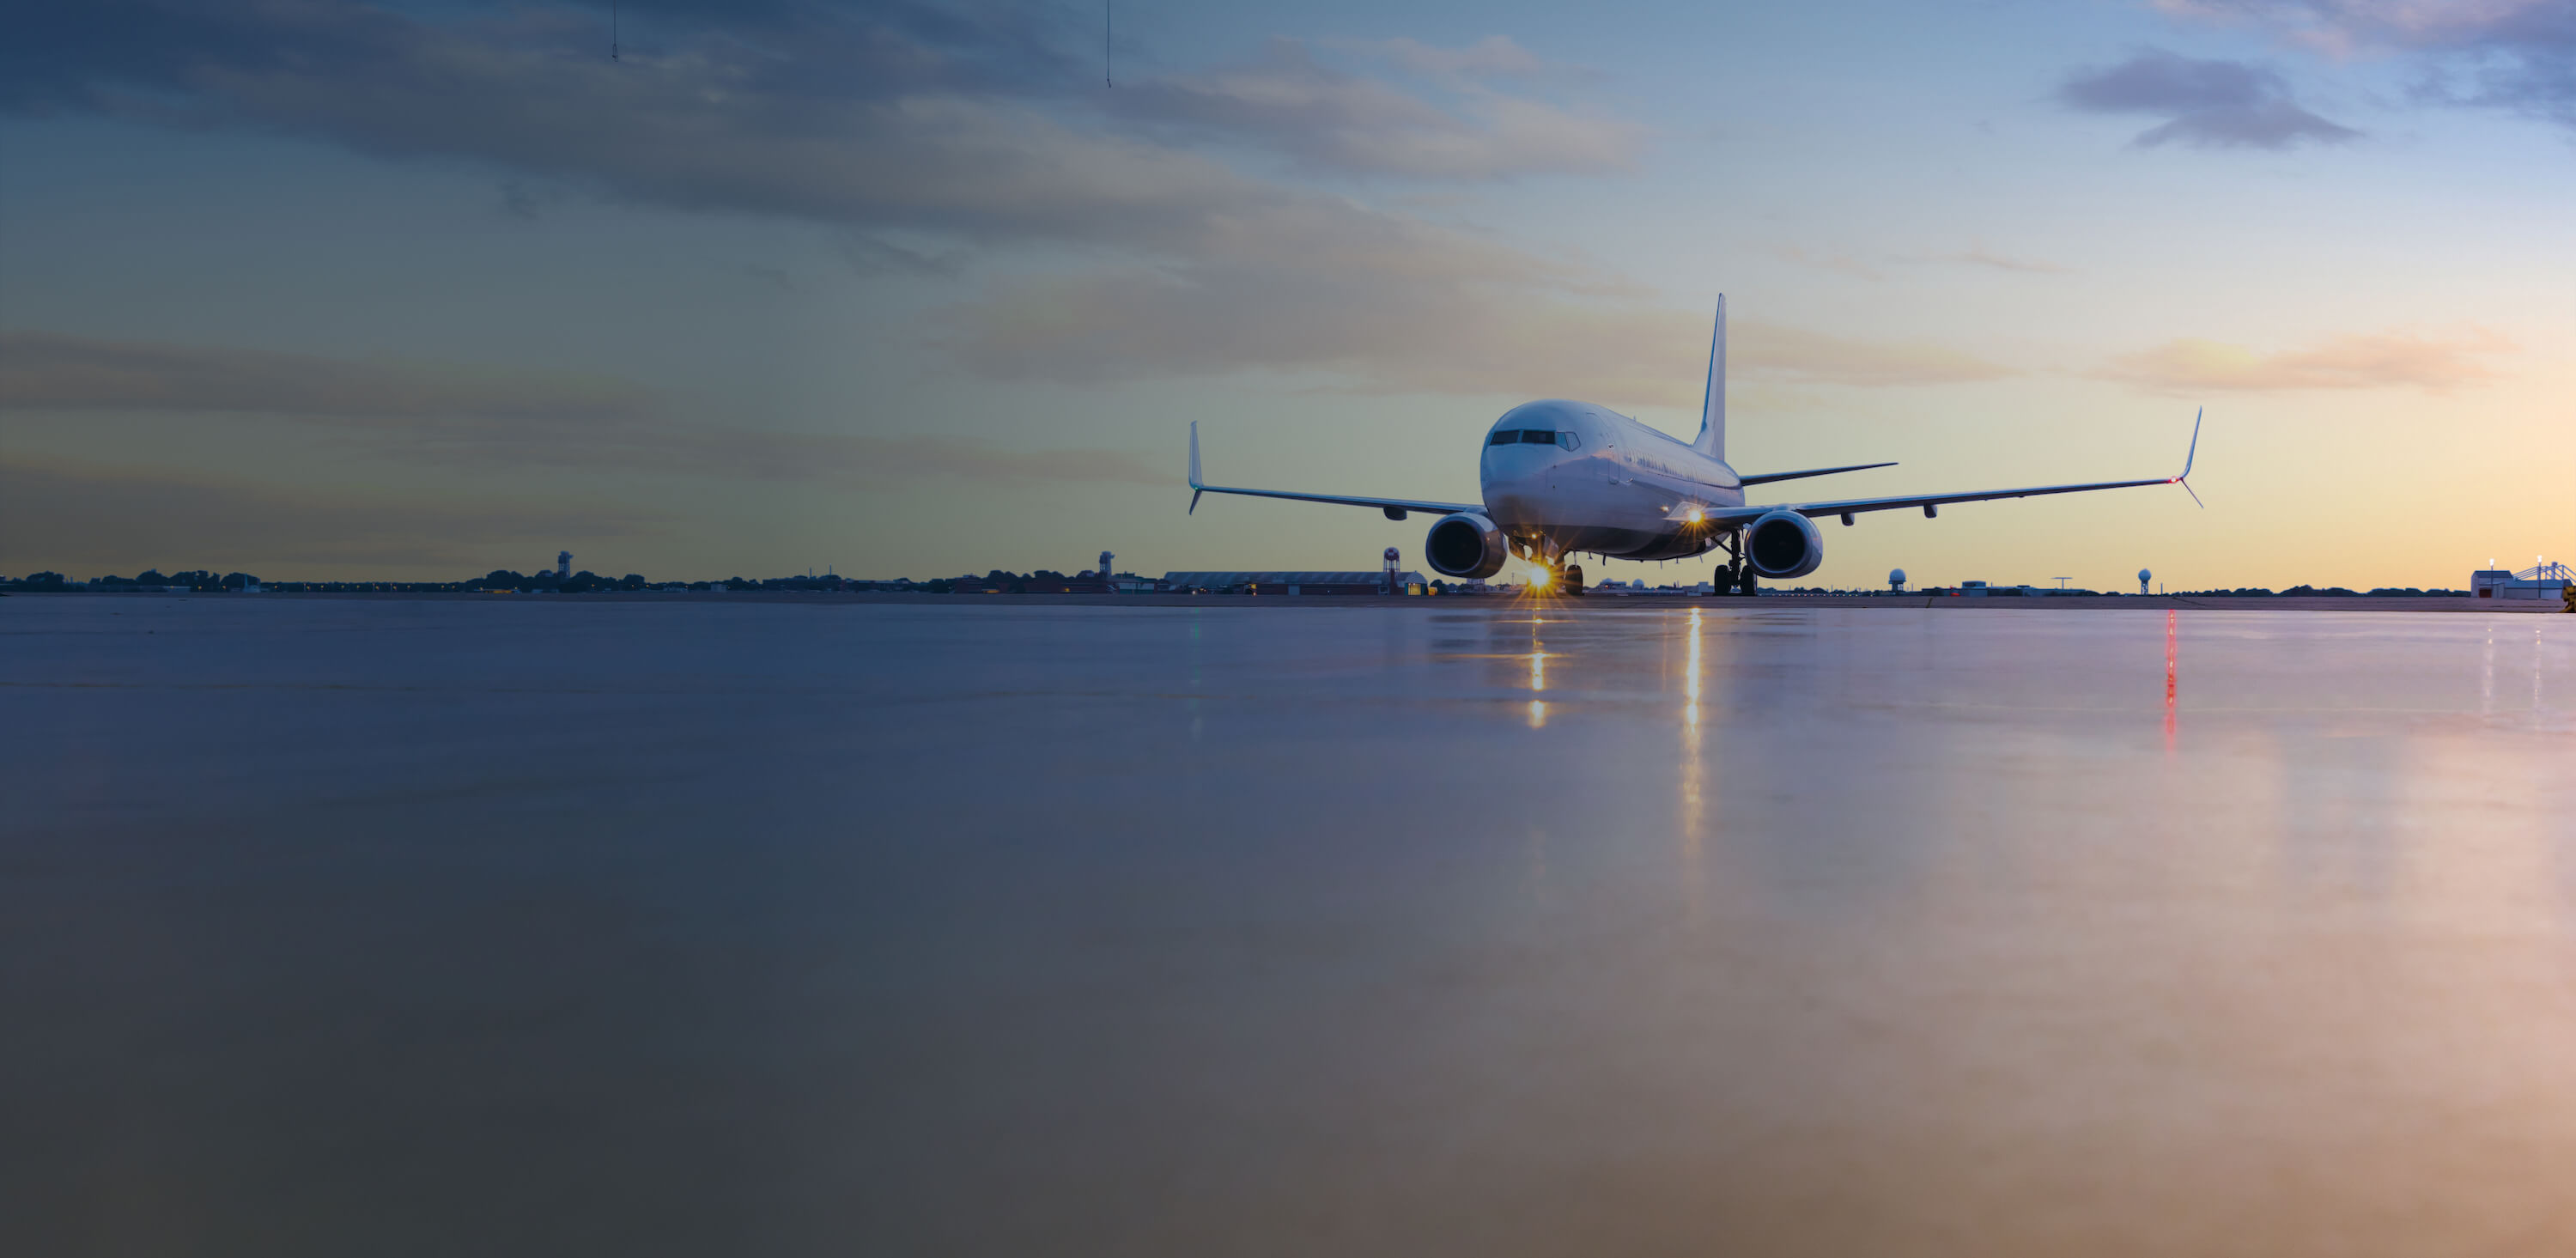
[[1694, 296, 1726, 460]]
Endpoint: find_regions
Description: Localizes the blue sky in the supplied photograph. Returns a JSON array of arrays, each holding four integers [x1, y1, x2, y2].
[[3, 0, 2571, 586]]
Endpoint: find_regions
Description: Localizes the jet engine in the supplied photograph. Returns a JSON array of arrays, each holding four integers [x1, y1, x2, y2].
[[1425, 512, 1508, 579], [1745, 509, 1824, 580]]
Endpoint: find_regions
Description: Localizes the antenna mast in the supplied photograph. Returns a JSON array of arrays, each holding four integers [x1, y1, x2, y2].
[[1106, 2, 1113, 87], [611, 0, 620, 61]]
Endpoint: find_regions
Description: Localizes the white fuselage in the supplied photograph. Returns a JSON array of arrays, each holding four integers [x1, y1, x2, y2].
[[1480, 400, 1744, 562]]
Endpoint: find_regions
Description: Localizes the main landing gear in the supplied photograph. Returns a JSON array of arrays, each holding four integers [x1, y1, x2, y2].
[[1537, 560, 1584, 596], [1711, 532, 1756, 597]]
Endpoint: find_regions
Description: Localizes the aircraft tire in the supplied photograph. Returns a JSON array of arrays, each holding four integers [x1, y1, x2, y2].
[[1564, 563, 1585, 597], [1737, 569, 1759, 598]]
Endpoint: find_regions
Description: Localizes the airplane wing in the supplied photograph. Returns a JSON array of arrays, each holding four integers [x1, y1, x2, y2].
[[1188, 422, 1479, 519], [1692, 410, 2202, 526], [1735, 461, 1897, 487]]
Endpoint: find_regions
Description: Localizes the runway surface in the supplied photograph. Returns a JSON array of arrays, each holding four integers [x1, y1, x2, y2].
[[7, 597, 2574, 1256]]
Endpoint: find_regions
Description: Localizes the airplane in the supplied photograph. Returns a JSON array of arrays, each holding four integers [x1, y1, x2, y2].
[[1187, 295, 2200, 595]]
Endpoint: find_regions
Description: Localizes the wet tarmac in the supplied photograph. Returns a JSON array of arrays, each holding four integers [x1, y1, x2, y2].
[[6, 597, 2573, 1256]]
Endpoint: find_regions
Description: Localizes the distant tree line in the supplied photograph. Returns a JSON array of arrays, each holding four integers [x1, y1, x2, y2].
[[2170, 586, 2469, 598], [0, 570, 2477, 598], [0, 568, 867, 593], [4, 569, 263, 592]]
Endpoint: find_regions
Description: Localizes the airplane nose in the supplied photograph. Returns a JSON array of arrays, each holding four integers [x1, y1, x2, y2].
[[1480, 460, 1551, 528]]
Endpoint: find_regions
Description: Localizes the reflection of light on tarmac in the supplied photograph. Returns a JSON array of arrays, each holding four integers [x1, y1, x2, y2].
[[1528, 617, 1549, 727], [2164, 610, 2178, 751], [1685, 606, 1703, 726], [2482, 625, 2494, 715], [1680, 608, 1704, 913]]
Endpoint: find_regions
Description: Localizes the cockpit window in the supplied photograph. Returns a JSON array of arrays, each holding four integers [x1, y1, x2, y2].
[[1491, 428, 1580, 450], [1557, 432, 1581, 451], [1517, 429, 1556, 444], [1488, 430, 1520, 447]]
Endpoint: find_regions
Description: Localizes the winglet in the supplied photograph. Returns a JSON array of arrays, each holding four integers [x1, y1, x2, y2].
[[1188, 421, 1204, 514], [2172, 406, 2203, 508]]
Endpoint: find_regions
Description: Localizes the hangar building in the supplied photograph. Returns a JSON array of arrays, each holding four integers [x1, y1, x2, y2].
[[2471, 562, 2571, 600]]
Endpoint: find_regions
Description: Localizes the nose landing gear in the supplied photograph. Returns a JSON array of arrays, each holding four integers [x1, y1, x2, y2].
[[1514, 535, 1586, 597]]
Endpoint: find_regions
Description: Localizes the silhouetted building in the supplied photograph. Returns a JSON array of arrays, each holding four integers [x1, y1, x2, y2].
[[1163, 571, 1427, 595]]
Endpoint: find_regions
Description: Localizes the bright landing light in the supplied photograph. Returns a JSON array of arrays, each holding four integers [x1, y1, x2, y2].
[[1528, 568, 1552, 590]]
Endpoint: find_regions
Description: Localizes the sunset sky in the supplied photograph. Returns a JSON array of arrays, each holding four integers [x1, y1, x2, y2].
[[3, 0, 2571, 588]]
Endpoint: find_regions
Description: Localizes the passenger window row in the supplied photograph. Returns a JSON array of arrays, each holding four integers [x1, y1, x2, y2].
[[1488, 429, 1582, 450]]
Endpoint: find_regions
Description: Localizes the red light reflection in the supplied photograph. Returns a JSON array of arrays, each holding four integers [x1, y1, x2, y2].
[[2164, 609, 2178, 751]]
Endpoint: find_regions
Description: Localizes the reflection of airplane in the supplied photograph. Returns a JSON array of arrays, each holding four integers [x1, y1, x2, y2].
[[1189, 297, 2200, 595]]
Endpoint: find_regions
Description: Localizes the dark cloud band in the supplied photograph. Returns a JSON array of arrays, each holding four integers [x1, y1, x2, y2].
[[2056, 48, 2357, 149]]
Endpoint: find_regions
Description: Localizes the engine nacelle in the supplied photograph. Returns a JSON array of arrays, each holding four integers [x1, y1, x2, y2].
[[1425, 512, 1507, 579], [1745, 509, 1824, 580]]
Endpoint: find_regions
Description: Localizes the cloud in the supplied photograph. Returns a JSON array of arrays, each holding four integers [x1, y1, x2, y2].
[[1772, 245, 1885, 282], [0, 330, 648, 421], [3, 5, 1631, 234], [1107, 38, 1643, 180], [1, 3, 1671, 396], [1777, 244, 2074, 279], [2152, 1, 2576, 126], [1360, 35, 1555, 80], [0, 331, 1170, 486], [0, 456, 665, 573], [955, 280, 2014, 400], [847, 435, 1168, 486], [2056, 49, 2361, 147], [1943, 246, 2073, 275], [2099, 327, 2512, 392], [1732, 324, 2021, 388], [842, 236, 970, 278]]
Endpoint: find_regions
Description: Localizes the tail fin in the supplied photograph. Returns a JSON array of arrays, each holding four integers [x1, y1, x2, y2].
[[1694, 295, 1726, 460]]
